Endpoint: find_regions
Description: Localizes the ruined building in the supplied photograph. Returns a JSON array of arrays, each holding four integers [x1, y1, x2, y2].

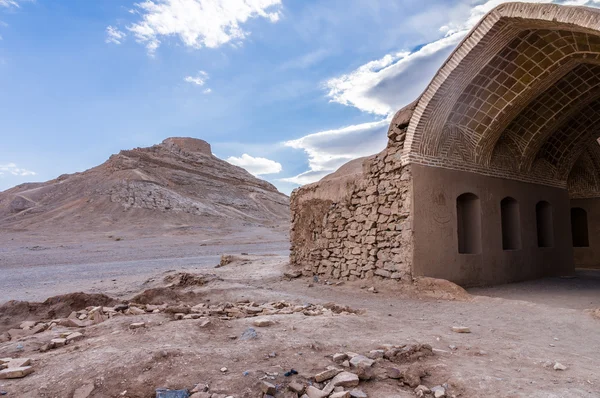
[[290, 3, 600, 286]]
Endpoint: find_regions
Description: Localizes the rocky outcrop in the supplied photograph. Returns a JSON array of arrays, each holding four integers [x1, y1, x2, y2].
[[0, 138, 289, 230]]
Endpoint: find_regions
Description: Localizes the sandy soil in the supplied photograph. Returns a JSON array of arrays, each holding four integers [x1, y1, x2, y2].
[[1, 244, 599, 398]]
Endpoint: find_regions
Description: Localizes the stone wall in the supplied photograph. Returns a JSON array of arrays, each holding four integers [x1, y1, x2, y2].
[[290, 115, 414, 281]]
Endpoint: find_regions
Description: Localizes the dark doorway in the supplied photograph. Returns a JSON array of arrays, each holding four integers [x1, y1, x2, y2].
[[501, 197, 521, 250], [571, 207, 590, 247], [457, 193, 482, 254], [536, 201, 554, 248]]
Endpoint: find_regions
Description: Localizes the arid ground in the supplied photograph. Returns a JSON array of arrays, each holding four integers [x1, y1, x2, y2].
[[1, 229, 599, 398]]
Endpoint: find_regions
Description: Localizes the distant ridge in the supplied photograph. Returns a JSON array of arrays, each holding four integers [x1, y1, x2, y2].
[[0, 138, 289, 231]]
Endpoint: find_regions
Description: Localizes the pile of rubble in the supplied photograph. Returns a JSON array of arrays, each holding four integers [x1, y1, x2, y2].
[[276, 344, 450, 398], [165, 343, 450, 398], [1, 300, 362, 344]]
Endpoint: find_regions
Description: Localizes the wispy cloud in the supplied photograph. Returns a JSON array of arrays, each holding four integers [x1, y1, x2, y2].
[[281, 119, 389, 185], [325, 32, 464, 116], [106, 25, 126, 45], [127, 0, 282, 55], [226, 153, 282, 176], [0, 163, 36, 176], [0, 0, 20, 8], [184, 70, 210, 91]]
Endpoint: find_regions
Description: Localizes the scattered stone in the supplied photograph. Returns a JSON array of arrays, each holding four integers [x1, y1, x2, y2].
[[386, 367, 401, 379], [199, 320, 211, 328], [288, 381, 305, 394], [451, 326, 471, 334], [330, 392, 350, 398], [367, 350, 384, 359], [127, 306, 146, 315], [50, 338, 67, 348], [73, 383, 95, 398], [367, 287, 377, 293], [414, 385, 430, 397], [114, 304, 129, 312], [7, 358, 31, 368], [240, 328, 258, 340], [0, 366, 34, 379], [220, 367, 228, 372], [349, 355, 374, 368], [20, 321, 36, 329], [315, 368, 342, 382], [305, 386, 328, 398], [333, 353, 348, 362], [253, 318, 275, 327], [323, 372, 360, 395], [284, 270, 302, 279], [66, 332, 84, 343], [554, 362, 567, 371], [431, 386, 446, 398], [261, 381, 277, 395], [349, 389, 367, 398], [129, 322, 146, 329]]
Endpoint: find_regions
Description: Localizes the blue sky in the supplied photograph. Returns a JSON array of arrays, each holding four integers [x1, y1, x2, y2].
[[1, 0, 599, 194]]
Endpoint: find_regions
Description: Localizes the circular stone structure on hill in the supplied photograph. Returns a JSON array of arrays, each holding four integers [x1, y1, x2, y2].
[[290, 3, 600, 287]]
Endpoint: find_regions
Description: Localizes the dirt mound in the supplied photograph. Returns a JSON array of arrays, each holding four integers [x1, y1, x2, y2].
[[0, 292, 116, 333], [586, 308, 600, 319], [411, 277, 472, 301], [0, 137, 289, 232]]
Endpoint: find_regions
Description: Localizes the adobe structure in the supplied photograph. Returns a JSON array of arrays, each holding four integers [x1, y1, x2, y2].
[[290, 3, 600, 287]]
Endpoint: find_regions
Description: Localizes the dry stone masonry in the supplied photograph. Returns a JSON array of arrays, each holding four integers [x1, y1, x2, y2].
[[290, 111, 414, 282]]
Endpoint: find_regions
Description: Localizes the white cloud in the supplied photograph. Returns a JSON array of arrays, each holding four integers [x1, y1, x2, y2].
[[184, 70, 208, 86], [0, 163, 36, 176], [0, 0, 19, 7], [127, 0, 282, 55], [325, 31, 465, 116], [226, 154, 282, 176], [203, 88, 212, 94], [325, 0, 600, 117], [106, 25, 126, 44], [281, 119, 389, 185]]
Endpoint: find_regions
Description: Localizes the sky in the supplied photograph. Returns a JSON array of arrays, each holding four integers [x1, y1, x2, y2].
[[1, 0, 600, 195]]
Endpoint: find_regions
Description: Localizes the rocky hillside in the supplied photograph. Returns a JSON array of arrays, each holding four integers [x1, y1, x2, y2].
[[0, 138, 289, 231]]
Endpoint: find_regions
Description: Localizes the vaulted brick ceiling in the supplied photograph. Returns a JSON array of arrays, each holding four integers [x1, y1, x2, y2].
[[400, 2, 600, 196]]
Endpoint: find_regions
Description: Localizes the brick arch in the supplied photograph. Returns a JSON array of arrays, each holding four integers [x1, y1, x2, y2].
[[401, 2, 600, 190]]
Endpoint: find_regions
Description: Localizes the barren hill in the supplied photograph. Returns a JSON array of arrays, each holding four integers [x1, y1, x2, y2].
[[0, 138, 289, 232]]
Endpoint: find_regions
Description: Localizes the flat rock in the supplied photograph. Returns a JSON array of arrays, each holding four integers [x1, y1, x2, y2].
[[253, 318, 275, 327], [261, 381, 277, 395], [349, 389, 367, 398], [349, 355, 374, 368], [333, 353, 348, 362], [304, 386, 328, 398], [323, 372, 360, 395], [20, 321, 36, 329], [66, 332, 84, 343], [451, 326, 471, 333], [73, 383, 95, 398], [330, 392, 350, 398], [315, 368, 342, 382], [288, 381, 305, 394], [0, 366, 34, 379], [51, 338, 67, 348], [129, 322, 146, 329], [431, 386, 446, 398], [554, 362, 567, 371], [7, 358, 31, 368]]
